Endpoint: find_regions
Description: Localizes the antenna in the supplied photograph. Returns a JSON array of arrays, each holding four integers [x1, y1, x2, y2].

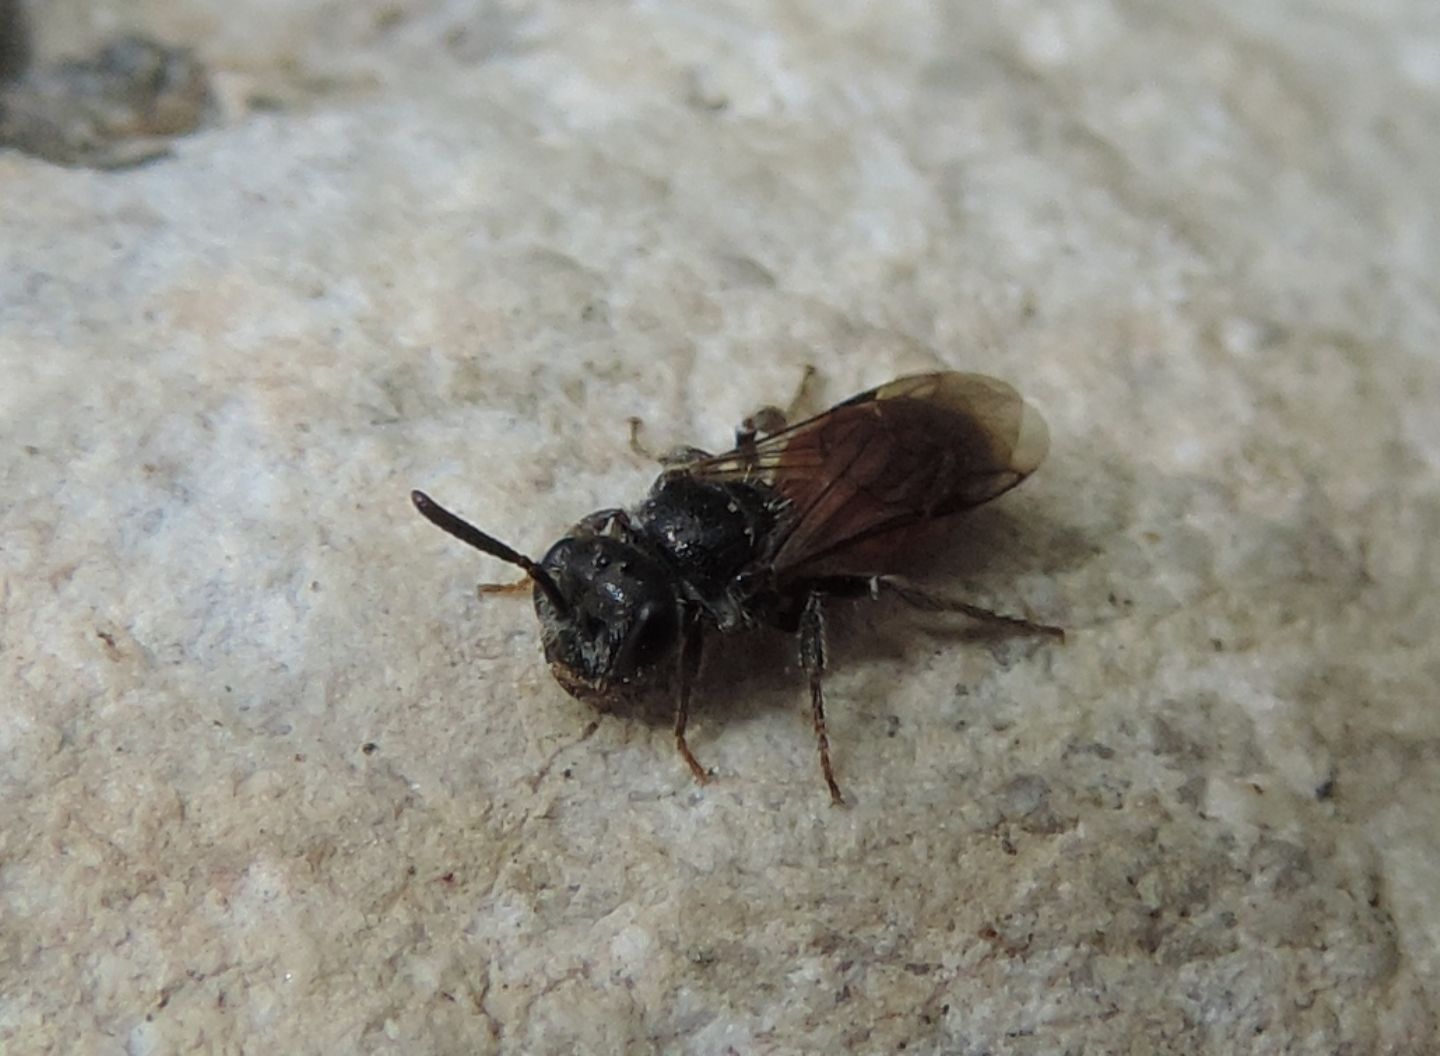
[[410, 490, 569, 615]]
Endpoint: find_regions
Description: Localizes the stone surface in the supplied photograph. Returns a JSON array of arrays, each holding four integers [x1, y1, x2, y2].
[[2, 1, 1438, 1053]]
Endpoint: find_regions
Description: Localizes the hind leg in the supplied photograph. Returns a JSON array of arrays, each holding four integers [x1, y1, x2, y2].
[[810, 574, 1063, 639], [797, 591, 845, 805]]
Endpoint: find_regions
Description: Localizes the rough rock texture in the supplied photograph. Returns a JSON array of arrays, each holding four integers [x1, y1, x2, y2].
[[2, 1, 1437, 1053]]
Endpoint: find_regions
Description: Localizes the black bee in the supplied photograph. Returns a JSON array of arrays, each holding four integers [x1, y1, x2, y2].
[[412, 372, 1061, 803]]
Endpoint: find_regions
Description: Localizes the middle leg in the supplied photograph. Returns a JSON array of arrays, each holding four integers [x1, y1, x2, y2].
[[673, 611, 710, 785]]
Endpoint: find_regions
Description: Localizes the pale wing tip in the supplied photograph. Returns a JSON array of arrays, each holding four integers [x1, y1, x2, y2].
[[1011, 398, 1050, 475]]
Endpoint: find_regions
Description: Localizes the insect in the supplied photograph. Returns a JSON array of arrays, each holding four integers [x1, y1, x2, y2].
[[412, 372, 1061, 803]]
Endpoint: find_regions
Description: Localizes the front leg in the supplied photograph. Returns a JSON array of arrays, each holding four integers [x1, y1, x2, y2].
[[476, 579, 531, 597]]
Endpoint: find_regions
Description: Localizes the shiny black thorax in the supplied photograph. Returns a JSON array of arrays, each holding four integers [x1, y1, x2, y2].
[[532, 473, 785, 698]]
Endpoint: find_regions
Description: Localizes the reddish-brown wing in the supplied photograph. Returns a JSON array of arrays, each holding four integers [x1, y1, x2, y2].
[[681, 373, 1049, 575]]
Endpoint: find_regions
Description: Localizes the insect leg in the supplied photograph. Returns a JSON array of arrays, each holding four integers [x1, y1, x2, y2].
[[627, 417, 713, 468], [627, 416, 657, 460], [815, 575, 1063, 640], [734, 406, 787, 449], [733, 365, 819, 448], [798, 591, 845, 805], [783, 363, 819, 421], [674, 611, 710, 785], [477, 579, 531, 596]]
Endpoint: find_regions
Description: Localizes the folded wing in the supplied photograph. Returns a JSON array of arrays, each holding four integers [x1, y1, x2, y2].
[[681, 372, 1049, 575]]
